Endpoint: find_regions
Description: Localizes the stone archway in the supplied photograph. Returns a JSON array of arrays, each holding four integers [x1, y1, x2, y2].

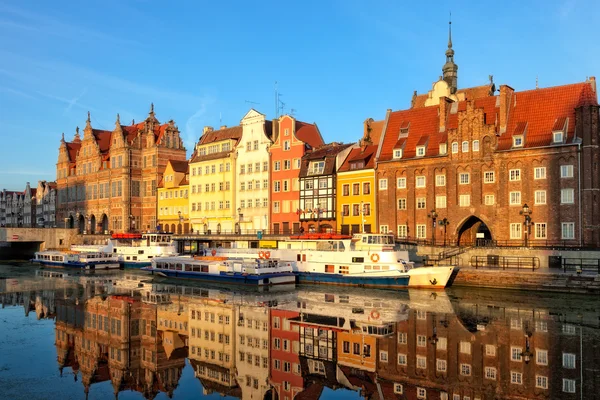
[[170, 223, 176, 233], [89, 215, 96, 234], [67, 215, 74, 229], [77, 214, 85, 234], [457, 216, 493, 246], [177, 223, 182, 235], [100, 214, 109, 234]]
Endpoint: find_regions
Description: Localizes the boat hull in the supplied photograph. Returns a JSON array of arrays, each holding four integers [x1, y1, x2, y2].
[[121, 261, 152, 269], [296, 272, 410, 289], [141, 268, 296, 286], [407, 266, 458, 288], [32, 260, 121, 270]]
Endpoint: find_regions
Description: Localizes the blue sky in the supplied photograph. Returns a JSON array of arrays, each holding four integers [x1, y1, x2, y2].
[[1, 0, 598, 190]]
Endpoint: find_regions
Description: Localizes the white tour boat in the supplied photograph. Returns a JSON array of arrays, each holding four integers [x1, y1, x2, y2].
[[32, 250, 120, 270], [141, 255, 297, 286], [216, 233, 457, 289]]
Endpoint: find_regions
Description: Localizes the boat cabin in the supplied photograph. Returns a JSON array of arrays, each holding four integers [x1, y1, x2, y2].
[[352, 233, 395, 251]]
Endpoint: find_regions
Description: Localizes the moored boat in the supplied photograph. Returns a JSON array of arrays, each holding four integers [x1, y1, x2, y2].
[[141, 256, 296, 286], [32, 250, 120, 270]]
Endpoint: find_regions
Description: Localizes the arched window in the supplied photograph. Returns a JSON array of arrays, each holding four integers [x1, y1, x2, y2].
[[472, 140, 480, 152], [452, 142, 459, 154], [462, 141, 469, 153]]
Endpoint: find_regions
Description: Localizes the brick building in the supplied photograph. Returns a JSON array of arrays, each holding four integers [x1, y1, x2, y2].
[[375, 27, 600, 246], [55, 106, 186, 234]]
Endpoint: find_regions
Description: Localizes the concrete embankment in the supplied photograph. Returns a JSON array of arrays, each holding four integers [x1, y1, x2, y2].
[[453, 267, 600, 294]]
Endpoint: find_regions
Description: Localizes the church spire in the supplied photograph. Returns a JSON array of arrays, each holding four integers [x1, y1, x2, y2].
[[442, 13, 458, 94]]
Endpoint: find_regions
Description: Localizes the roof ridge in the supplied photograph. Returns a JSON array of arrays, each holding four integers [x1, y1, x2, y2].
[[515, 81, 589, 95]]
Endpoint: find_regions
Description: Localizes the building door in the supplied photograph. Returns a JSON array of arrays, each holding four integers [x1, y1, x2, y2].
[[457, 216, 492, 246], [282, 222, 290, 234], [341, 224, 349, 235]]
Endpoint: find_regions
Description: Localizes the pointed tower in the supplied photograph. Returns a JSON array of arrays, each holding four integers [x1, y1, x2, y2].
[[442, 18, 458, 94], [83, 111, 93, 139]]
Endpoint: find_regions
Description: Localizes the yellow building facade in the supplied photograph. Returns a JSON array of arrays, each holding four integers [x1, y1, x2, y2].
[[157, 160, 189, 234], [336, 144, 378, 234], [189, 126, 242, 234], [337, 329, 377, 372]]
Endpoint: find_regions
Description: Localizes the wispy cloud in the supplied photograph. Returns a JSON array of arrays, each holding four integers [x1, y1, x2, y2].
[[184, 97, 216, 150], [0, 86, 36, 100], [64, 87, 88, 114]]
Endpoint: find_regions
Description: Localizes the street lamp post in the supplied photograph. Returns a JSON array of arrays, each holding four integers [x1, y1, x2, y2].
[[129, 214, 135, 233], [438, 218, 450, 247], [237, 207, 242, 234], [360, 201, 365, 233], [520, 204, 533, 247], [428, 209, 438, 245]]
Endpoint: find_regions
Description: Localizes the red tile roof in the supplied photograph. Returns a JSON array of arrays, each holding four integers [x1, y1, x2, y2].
[[295, 121, 324, 148], [198, 126, 242, 145], [169, 159, 188, 174], [380, 81, 597, 160], [66, 142, 81, 162], [338, 144, 378, 172]]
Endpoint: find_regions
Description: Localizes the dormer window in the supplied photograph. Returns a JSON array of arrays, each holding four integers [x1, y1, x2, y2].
[[393, 149, 403, 159], [513, 135, 524, 148], [416, 146, 426, 157], [553, 131, 564, 143], [439, 143, 447, 155], [350, 161, 364, 170], [308, 161, 325, 175], [398, 121, 410, 138]]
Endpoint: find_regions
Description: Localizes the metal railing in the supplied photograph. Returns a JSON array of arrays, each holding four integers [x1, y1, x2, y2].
[[558, 258, 600, 274], [470, 255, 540, 271]]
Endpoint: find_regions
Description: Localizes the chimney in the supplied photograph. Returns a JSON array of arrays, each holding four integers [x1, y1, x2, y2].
[[203, 126, 214, 135], [220, 125, 227, 130], [590, 76, 597, 93], [499, 85, 514, 134], [439, 97, 452, 132]]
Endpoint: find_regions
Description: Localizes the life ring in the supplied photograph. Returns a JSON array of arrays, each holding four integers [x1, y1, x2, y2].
[[258, 251, 265, 259], [371, 310, 380, 320], [211, 249, 216, 256], [264, 251, 271, 259], [370, 253, 380, 263]]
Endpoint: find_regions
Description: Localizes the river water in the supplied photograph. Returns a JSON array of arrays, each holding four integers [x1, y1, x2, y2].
[[0, 262, 599, 400]]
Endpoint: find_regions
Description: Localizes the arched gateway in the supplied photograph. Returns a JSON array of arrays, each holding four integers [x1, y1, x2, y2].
[[456, 216, 492, 246]]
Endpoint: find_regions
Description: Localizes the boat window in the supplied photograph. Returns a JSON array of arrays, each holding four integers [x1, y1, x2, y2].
[[368, 236, 375, 244], [193, 265, 201, 272], [362, 237, 367, 243], [338, 242, 345, 251], [201, 265, 209, 273], [364, 265, 371, 270], [185, 264, 192, 272], [372, 265, 380, 270], [381, 265, 389, 270], [138, 250, 144, 254]]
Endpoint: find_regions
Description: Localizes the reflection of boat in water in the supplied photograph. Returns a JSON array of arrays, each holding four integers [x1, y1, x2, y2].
[[216, 233, 457, 289], [142, 256, 297, 287]]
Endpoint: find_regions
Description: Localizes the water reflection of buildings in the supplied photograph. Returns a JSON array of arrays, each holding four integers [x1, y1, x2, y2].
[[2, 274, 599, 399]]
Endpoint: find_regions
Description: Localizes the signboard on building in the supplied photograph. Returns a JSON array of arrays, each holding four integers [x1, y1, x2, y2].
[[11, 235, 19, 240]]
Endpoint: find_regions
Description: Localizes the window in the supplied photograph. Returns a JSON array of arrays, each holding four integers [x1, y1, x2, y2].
[[536, 349, 548, 365], [417, 387, 426, 399], [274, 161, 281, 171], [436, 195, 447, 209], [397, 177, 406, 189], [535, 190, 546, 204], [563, 379, 576, 393], [452, 142, 458, 153], [352, 183, 360, 195], [379, 179, 388, 190], [459, 173, 470, 184], [472, 140, 479, 152], [363, 182, 370, 194], [510, 223, 522, 239], [397, 353, 407, 365], [436, 175, 446, 186], [513, 135, 523, 147], [437, 359, 447, 372], [439, 143, 447, 154], [460, 341, 471, 354], [561, 165, 574, 178], [393, 149, 403, 159], [460, 364, 471, 376], [561, 188, 574, 204], [397, 225, 407, 238], [342, 184, 349, 196], [509, 169, 521, 181], [253, 140, 259, 150], [562, 222, 575, 239], [485, 344, 496, 356], [535, 223, 547, 239], [416, 146, 426, 156], [554, 131, 564, 143], [379, 351, 388, 362], [416, 225, 426, 238], [417, 335, 427, 347], [534, 167, 546, 179], [394, 383, 403, 394], [484, 171, 495, 183], [273, 202, 280, 213], [284, 140, 290, 150], [462, 141, 469, 152], [284, 160, 291, 170], [437, 337, 447, 350], [274, 181, 281, 192], [459, 194, 470, 207], [309, 161, 325, 175], [509, 191, 521, 205], [484, 194, 495, 205], [511, 346, 522, 362], [511, 371, 523, 385], [416, 355, 426, 369], [563, 353, 576, 369], [416, 176, 426, 188], [397, 332, 407, 344], [485, 367, 497, 380]]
